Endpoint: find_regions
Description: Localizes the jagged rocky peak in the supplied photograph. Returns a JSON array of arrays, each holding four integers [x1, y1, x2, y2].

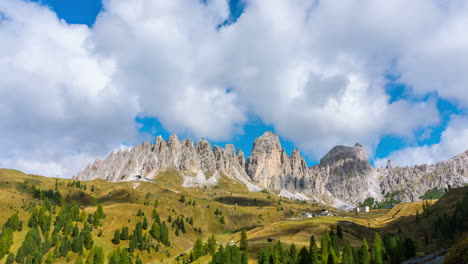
[[246, 132, 312, 191], [386, 160, 392, 169], [319, 143, 369, 166], [237, 148, 246, 170], [246, 132, 284, 185], [75, 131, 468, 208]]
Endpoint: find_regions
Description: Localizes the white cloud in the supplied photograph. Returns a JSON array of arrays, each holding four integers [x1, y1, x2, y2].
[[375, 116, 468, 167], [0, 0, 467, 177], [0, 152, 100, 178], [0, 0, 138, 177]]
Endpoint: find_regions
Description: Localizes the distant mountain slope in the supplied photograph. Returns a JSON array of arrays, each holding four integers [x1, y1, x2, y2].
[[76, 132, 468, 208]]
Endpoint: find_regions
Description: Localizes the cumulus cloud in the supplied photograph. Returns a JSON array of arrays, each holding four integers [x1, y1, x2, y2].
[[0, 0, 467, 177], [0, 0, 138, 177], [375, 116, 468, 167]]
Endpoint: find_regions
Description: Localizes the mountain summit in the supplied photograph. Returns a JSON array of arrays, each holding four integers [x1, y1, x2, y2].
[[75, 132, 468, 208]]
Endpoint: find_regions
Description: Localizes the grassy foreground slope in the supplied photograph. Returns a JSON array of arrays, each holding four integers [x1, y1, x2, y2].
[[0, 168, 466, 264]]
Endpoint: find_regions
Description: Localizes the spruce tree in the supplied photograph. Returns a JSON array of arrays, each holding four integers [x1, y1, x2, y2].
[[361, 238, 370, 264], [241, 252, 248, 264], [112, 230, 121, 245], [191, 238, 205, 260], [83, 230, 93, 250], [120, 226, 129, 240], [331, 235, 340, 256], [336, 225, 343, 239], [5, 252, 15, 264], [371, 232, 383, 264], [152, 209, 161, 224], [160, 222, 170, 246], [327, 250, 337, 264], [207, 235, 217, 255], [150, 222, 160, 240], [298, 246, 310, 264], [290, 243, 298, 264], [342, 241, 353, 264], [321, 233, 330, 264], [71, 236, 83, 253]]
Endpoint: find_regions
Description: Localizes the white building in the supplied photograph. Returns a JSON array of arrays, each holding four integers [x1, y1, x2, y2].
[[355, 206, 370, 213], [320, 209, 334, 216], [302, 212, 313, 218]]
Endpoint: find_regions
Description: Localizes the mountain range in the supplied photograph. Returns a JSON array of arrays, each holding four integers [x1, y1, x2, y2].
[[75, 131, 468, 208]]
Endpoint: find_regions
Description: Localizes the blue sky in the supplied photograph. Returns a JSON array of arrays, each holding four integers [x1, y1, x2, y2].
[[1, 0, 467, 177]]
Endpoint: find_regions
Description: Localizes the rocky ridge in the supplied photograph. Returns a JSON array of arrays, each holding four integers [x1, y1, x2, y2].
[[76, 132, 468, 208]]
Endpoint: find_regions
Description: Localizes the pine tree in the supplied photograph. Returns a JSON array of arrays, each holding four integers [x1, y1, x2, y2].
[[361, 238, 370, 264], [142, 217, 148, 230], [298, 246, 310, 264], [112, 229, 121, 245], [290, 243, 298, 264], [83, 230, 94, 250], [321, 233, 330, 264], [72, 224, 79, 237], [342, 241, 353, 264], [207, 235, 217, 255], [150, 222, 161, 240], [220, 215, 225, 224], [309, 238, 319, 264], [191, 238, 205, 260], [240, 229, 248, 251], [327, 250, 337, 264], [331, 235, 340, 256], [120, 226, 129, 240], [71, 236, 83, 253], [86, 246, 104, 264], [152, 209, 161, 224], [337, 225, 343, 239], [5, 252, 15, 264], [371, 232, 383, 264], [241, 252, 248, 264], [160, 222, 170, 246]]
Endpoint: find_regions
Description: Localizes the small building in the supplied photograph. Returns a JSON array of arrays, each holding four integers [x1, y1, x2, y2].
[[301, 212, 314, 218], [267, 238, 276, 243], [355, 206, 370, 213], [320, 209, 334, 216]]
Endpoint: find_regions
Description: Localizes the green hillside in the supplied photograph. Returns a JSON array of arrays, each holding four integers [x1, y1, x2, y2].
[[0, 169, 466, 264]]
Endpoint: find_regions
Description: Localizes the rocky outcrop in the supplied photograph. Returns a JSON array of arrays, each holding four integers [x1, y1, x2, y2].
[[246, 132, 285, 189], [378, 150, 468, 202], [75, 135, 261, 191], [76, 131, 468, 209]]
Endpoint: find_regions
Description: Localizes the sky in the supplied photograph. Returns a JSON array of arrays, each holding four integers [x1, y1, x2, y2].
[[0, 0, 467, 178]]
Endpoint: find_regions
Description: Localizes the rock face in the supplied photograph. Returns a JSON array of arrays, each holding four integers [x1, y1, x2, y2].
[[76, 132, 468, 208], [378, 151, 468, 202], [75, 135, 261, 192]]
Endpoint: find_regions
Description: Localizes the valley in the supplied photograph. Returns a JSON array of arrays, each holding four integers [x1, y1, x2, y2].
[[0, 168, 466, 264]]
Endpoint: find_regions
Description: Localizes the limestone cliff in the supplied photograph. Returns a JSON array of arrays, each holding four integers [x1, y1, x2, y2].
[[75, 132, 468, 208]]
